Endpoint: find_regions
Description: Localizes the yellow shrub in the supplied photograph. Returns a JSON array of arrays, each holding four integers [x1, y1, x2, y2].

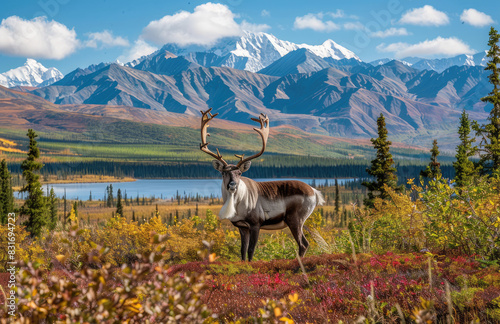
[[371, 184, 426, 252], [0, 224, 46, 272], [97, 217, 147, 265]]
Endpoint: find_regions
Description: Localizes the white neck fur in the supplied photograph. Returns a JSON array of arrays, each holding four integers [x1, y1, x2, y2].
[[218, 180, 248, 220]]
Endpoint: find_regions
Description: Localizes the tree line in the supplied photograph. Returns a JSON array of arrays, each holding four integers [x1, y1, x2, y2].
[[6, 160, 455, 183]]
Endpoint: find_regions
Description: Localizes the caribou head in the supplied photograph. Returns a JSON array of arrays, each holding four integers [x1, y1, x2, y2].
[[200, 108, 269, 194]]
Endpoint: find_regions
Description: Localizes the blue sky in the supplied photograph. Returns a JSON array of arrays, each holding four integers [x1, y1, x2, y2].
[[0, 0, 498, 74]]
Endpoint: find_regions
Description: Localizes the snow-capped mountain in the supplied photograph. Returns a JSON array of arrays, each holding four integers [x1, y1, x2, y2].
[[0, 59, 63, 88], [370, 52, 488, 73], [158, 31, 360, 72], [369, 58, 412, 67], [409, 52, 488, 73]]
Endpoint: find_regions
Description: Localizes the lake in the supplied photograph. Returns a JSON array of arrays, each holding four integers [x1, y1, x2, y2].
[[26, 178, 356, 201]]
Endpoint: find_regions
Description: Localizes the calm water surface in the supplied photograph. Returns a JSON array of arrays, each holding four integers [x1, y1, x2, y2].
[[25, 178, 356, 201]]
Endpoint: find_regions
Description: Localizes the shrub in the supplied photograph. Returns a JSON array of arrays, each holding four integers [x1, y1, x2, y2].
[[6, 229, 215, 323]]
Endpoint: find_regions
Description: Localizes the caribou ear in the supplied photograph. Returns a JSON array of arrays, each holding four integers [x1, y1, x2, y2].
[[212, 160, 225, 172], [239, 161, 252, 173]]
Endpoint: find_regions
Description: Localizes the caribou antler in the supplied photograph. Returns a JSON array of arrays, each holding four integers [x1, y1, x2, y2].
[[235, 113, 269, 168], [200, 108, 229, 167]]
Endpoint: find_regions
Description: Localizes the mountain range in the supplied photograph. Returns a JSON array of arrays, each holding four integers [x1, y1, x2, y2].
[[0, 59, 63, 88], [370, 51, 489, 73], [0, 31, 493, 149]]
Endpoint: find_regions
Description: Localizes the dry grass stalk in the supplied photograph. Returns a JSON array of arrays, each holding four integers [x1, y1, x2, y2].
[[295, 250, 310, 286]]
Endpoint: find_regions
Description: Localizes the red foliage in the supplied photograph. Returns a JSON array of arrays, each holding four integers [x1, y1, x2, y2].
[[170, 252, 500, 322]]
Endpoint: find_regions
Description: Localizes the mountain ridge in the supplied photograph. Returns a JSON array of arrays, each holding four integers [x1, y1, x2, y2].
[[370, 51, 489, 73]]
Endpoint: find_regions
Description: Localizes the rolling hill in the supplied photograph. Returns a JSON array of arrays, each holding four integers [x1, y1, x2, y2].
[[1, 85, 430, 165]]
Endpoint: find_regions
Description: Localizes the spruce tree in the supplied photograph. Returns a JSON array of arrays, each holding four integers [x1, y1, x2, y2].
[[420, 139, 442, 179], [48, 188, 58, 230], [0, 159, 14, 224], [474, 27, 500, 175], [334, 179, 340, 215], [20, 129, 46, 237], [107, 184, 114, 207], [63, 188, 67, 223], [116, 188, 123, 216], [454, 110, 477, 187], [362, 114, 399, 207]]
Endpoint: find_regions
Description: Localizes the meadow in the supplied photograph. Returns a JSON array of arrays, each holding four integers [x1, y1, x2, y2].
[[2, 176, 500, 323]]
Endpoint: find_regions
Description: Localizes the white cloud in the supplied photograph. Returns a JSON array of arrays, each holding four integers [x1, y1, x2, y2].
[[328, 10, 344, 19], [343, 22, 365, 30], [377, 37, 474, 58], [118, 39, 158, 63], [399, 5, 449, 26], [460, 9, 494, 27], [0, 16, 78, 59], [261, 9, 270, 17], [294, 13, 340, 32], [240, 20, 270, 33], [141, 3, 242, 46], [370, 27, 410, 38], [85, 30, 129, 48]]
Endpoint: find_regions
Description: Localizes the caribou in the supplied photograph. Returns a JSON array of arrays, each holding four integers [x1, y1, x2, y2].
[[200, 108, 324, 261]]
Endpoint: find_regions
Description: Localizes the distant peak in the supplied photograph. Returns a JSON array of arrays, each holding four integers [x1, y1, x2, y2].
[[322, 39, 338, 46], [242, 30, 267, 37], [25, 58, 44, 68], [1, 58, 62, 88], [157, 31, 359, 72]]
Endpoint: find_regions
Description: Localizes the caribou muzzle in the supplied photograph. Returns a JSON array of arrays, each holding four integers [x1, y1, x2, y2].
[[228, 181, 238, 193]]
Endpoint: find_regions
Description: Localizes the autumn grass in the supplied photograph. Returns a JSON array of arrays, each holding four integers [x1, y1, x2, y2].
[[61, 197, 355, 230]]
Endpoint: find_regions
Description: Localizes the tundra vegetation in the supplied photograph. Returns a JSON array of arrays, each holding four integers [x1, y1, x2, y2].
[[1, 27, 500, 324]]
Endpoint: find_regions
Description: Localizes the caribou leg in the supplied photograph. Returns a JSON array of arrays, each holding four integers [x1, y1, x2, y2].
[[238, 227, 250, 261], [247, 226, 260, 261], [301, 234, 309, 256], [287, 217, 308, 258]]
